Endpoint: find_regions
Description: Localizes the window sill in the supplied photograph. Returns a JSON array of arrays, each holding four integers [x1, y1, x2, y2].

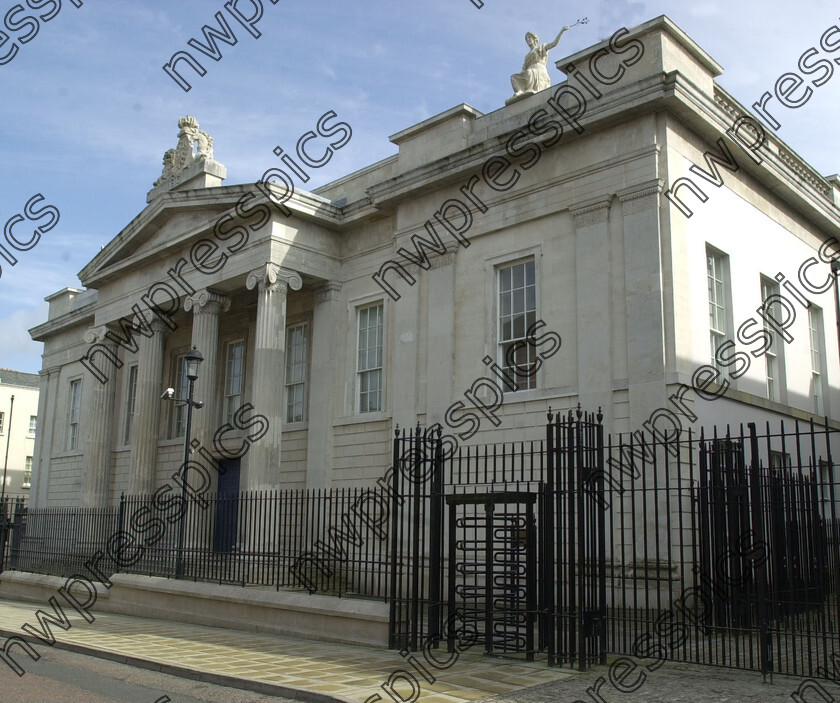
[[334, 411, 391, 427], [282, 421, 308, 431]]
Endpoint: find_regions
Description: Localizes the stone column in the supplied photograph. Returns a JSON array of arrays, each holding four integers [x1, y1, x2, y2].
[[80, 326, 118, 507], [305, 282, 342, 489], [129, 318, 168, 495], [244, 263, 302, 490], [31, 365, 60, 510], [184, 290, 230, 452], [570, 197, 614, 426]]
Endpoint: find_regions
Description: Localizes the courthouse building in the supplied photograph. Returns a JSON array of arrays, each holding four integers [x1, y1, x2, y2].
[[29, 16, 840, 508]]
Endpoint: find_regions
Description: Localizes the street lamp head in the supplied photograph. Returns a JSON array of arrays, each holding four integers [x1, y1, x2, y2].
[[184, 346, 204, 381]]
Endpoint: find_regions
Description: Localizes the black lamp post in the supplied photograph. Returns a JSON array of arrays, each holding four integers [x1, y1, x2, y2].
[[1, 394, 14, 504], [173, 347, 204, 579], [832, 259, 840, 372]]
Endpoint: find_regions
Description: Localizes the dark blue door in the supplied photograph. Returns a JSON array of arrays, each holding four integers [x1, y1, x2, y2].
[[213, 458, 240, 553]]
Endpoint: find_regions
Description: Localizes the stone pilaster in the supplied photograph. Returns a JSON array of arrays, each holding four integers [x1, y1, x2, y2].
[[571, 197, 614, 426], [306, 282, 342, 489], [80, 326, 118, 507], [618, 180, 669, 560], [244, 263, 302, 490], [184, 290, 230, 451], [129, 318, 168, 495], [425, 254, 456, 427], [618, 180, 668, 430]]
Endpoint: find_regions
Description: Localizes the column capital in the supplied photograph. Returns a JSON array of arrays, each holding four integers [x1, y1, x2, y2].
[[569, 196, 613, 228], [83, 325, 113, 344], [314, 281, 342, 304], [617, 179, 664, 215], [184, 289, 231, 314], [246, 263, 303, 294], [85, 316, 168, 345]]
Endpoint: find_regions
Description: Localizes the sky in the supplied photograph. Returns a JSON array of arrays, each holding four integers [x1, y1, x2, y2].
[[1, 0, 839, 374]]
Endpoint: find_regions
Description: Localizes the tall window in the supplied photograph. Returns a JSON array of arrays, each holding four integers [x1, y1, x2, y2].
[[761, 277, 783, 402], [224, 341, 245, 425], [23, 456, 32, 488], [0, 412, 4, 434], [28, 415, 37, 437], [285, 324, 308, 423], [498, 259, 537, 390], [809, 306, 825, 415], [68, 379, 82, 450], [707, 247, 729, 372], [172, 354, 188, 438], [122, 365, 138, 445], [357, 304, 383, 413]]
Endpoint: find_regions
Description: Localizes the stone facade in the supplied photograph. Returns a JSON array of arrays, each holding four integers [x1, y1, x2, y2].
[[29, 16, 840, 508]]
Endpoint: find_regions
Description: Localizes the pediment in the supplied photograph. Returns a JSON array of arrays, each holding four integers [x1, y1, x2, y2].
[[78, 188, 239, 287]]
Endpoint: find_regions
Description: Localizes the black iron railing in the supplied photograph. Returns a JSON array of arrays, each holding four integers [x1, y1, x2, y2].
[[4, 414, 839, 681], [8, 487, 391, 599]]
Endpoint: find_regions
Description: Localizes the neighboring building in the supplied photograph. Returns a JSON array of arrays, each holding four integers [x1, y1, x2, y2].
[[28, 16, 840, 509], [0, 369, 40, 496]]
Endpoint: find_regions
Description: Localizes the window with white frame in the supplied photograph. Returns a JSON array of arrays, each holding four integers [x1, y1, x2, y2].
[[224, 340, 245, 425], [498, 259, 537, 390], [68, 379, 82, 450], [357, 303, 383, 413], [707, 247, 729, 373], [0, 411, 5, 434], [23, 456, 32, 488], [28, 415, 37, 437], [285, 324, 308, 423], [122, 365, 138, 445], [809, 306, 826, 415], [761, 277, 784, 402], [171, 354, 188, 438]]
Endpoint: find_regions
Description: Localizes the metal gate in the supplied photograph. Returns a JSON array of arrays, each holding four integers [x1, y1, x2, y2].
[[388, 409, 607, 669], [446, 492, 538, 659]]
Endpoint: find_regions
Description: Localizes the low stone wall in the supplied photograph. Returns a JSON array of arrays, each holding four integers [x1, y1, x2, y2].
[[0, 571, 390, 647]]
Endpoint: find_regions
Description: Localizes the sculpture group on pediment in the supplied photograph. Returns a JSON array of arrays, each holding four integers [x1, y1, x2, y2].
[[153, 116, 215, 188]]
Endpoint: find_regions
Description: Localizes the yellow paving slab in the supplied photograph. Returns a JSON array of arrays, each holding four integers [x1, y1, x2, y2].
[[0, 597, 573, 701]]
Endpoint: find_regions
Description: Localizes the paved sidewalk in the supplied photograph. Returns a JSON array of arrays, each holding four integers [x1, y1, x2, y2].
[[0, 599, 573, 702]]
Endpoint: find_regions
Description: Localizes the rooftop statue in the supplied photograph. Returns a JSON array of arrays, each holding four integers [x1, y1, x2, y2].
[[152, 116, 217, 189], [506, 17, 588, 105]]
